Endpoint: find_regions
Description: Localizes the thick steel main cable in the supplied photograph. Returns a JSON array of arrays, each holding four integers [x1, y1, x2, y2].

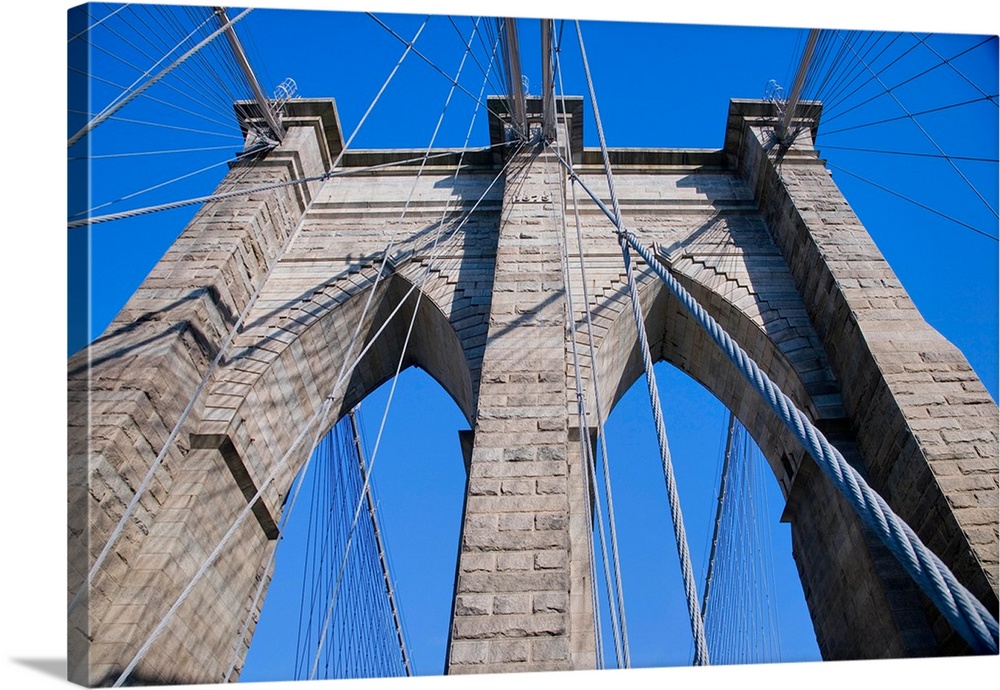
[[554, 159, 999, 655]]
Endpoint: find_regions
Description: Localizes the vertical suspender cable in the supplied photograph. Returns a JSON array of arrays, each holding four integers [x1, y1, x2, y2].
[[619, 237, 711, 666], [574, 18, 710, 666], [552, 27, 631, 668], [548, 159, 998, 654], [700, 412, 736, 619], [349, 409, 412, 676], [556, 150, 622, 669]]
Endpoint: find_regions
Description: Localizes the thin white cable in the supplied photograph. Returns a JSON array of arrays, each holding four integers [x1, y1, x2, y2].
[[112, 143, 525, 685], [68, 9, 245, 147], [309, 24, 491, 674], [68, 3, 131, 43], [553, 43, 632, 665], [72, 16, 430, 619]]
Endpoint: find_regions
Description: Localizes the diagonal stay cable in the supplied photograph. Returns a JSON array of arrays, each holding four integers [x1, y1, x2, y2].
[[68, 8, 246, 147], [69, 16, 431, 619], [66, 109, 244, 142], [366, 13, 510, 127], [820, 35, 993, 127], [813, 31, 900, 115], [68, 144, 506, 227], [71, 157, 236, 219], [827, 162, 998, 241], [66, 62, 244, 131], [910, 33, 999, 106], [819, 144, 998, 163], [835, 32, 998, 219], [115, 5, 255, 123], [555, 160, 999, 655], [109, 140, 525, 685], [68, 3, 131, 43], [76, 39, 251, 129], [819, 94, 999, 137], [447, 16, 507, 102], [70, 144, 239, 160]]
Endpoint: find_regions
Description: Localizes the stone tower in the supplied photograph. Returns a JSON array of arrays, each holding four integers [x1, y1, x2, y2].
[[68, 94, 998, 685]]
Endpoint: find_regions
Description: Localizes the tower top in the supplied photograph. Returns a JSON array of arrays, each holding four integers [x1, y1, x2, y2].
[[488, 95, 584, 156]]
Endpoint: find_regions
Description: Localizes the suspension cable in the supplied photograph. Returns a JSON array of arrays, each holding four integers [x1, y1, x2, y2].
[[574, 18, 710, 666], [553, 36, 631, 667], [71, 16, 431, 619], [68, 9, 249, 148], [110, 138, 525, 685], [552, 159, 999, 654]]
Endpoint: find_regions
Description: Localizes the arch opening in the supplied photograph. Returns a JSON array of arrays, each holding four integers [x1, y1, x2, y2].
[[240, 366, 470, 681], [594, 360, 821, 667]]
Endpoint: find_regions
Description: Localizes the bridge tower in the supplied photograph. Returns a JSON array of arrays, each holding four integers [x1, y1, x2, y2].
[[68, 89, 998, 685]]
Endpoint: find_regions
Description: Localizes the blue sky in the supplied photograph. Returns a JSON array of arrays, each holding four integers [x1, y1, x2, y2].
[[69, 0, 998, 683], [4, 2, 999, 690]]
